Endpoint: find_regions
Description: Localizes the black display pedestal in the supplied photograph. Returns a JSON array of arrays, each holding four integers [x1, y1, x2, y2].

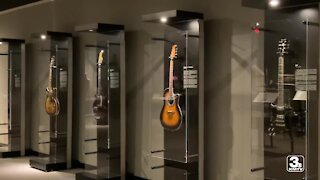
[[30, 158, 67, 172], [0, 151, 21, 158]]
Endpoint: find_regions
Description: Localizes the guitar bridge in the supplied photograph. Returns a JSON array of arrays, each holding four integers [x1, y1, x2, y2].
[[167, 110, 174, 114]]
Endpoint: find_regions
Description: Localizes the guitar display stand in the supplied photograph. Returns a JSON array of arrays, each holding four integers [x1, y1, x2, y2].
[[143, 10, 204, 180], [29, 31, 73, 172], [0, 39, 26, 158], [75, 23, 126, 180]]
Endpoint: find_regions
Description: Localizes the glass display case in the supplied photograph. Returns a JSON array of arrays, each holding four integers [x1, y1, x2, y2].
[[0, 38, 25, 158], [75, 23, 125, 180], [29, 31, 73, 171], [142, 10, 204, 180], [250, 4, 319, 180]]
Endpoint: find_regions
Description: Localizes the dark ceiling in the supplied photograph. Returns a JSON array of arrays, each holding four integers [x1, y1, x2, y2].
[[243, 0, 320, 9], [0, 0, 42, 12]]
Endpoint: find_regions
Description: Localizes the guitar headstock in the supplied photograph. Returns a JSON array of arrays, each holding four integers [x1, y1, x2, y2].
[[169, 44, 178, 60], [277, 38, 290, 55], [50, 56, 56, 67], [98, 50, 104, 65]]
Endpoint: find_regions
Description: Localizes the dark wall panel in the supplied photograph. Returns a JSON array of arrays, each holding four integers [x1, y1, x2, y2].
[[0, 0, 42, 12], [243, 0, 320, 9]]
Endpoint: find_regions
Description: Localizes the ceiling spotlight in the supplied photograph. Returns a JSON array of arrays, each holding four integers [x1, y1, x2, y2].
[[269, 0, 280, 7], [160, 17, 167, 23], [40, 34, 47, 40], [89, 30, 94, 32], [0, 42, 2, 45]]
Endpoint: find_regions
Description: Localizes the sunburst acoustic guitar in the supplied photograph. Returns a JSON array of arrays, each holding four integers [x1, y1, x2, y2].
[[160, 44, 183, 131], [45, 56, 60, 116], [93, 50, 108, 120]]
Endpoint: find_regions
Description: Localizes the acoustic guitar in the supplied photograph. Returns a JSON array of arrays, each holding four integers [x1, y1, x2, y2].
[[45, 56, 60, 116], [160, 44, 183, 131], [93, 50, 108, 120]]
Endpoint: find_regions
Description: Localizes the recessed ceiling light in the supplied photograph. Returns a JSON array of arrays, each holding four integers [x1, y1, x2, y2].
[[0, 42, 2, 45], [40, 34, 47, 40], [269, 0, 280, 7], [89, 30, 94, 32], [160, 17, 167, 23]]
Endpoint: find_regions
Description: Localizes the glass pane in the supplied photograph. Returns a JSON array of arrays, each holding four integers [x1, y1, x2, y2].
[[251, 5, 319, 179], [81, 32, 122, 179], [0, 42, 23, 154], [150, 20, 200, 163], [30, 34, 72, 168], [0, 42, 9, 152]]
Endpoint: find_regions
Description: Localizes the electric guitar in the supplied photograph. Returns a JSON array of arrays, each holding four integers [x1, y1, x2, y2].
[[45, 56, 60, 116], [160, 44, 183, 131], [93, 50, 108, 120], [268, 38, 291, 136]]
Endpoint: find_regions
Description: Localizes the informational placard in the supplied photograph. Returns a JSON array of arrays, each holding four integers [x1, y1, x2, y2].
[[295, 69, 317, 91], [183, 66, 198, 89], [109, 69, 119, 89], [60, 70, 68, 89], [14, 74, 21, 88]]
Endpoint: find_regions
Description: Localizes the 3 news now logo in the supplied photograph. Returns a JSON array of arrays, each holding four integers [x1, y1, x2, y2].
[[286, 155, 305, 173]]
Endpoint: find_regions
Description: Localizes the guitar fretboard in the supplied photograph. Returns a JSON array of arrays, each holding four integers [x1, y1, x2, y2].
[[48, 58, 54, 89], [169, 58, 174, 95], [97, 64, 102, 95], [277, 56, 284, 107]]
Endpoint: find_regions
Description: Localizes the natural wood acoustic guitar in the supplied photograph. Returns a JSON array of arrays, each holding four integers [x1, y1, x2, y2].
[[45, 56, 60, 116]]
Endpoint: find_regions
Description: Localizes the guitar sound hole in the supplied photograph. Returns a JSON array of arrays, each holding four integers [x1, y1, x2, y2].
[[167, 97, 175, 106]]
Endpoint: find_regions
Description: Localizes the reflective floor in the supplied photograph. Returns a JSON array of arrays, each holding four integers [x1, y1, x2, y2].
[[0, 157, 81, 180]]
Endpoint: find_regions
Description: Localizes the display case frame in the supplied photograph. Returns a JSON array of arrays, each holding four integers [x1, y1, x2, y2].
[[0, 38, 26, 158], [29, 31, 73, 172], [249, 3, 320, 180], [143, 10, 204, 180], [74, 23, 126, 180]]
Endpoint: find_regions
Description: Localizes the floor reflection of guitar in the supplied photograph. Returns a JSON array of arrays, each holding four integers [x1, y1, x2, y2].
[[45, 56, 60, 116], [160, 44, 183, 131], [93, 50, 108, 120], [268, 39, 291, 136]]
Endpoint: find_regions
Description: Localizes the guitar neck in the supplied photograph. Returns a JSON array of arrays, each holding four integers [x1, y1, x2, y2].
[[97, 64, 102, 95], [277, 55, 284, 107], [48, 64, 53, 89], [169, 58, 174, 95]]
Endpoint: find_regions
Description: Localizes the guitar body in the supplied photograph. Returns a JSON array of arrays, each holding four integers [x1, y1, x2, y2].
[[160, 89, 183, 131], [45, 88, 60, 116], [269, 105, 285, 136], [92, 94, 108, 120]]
